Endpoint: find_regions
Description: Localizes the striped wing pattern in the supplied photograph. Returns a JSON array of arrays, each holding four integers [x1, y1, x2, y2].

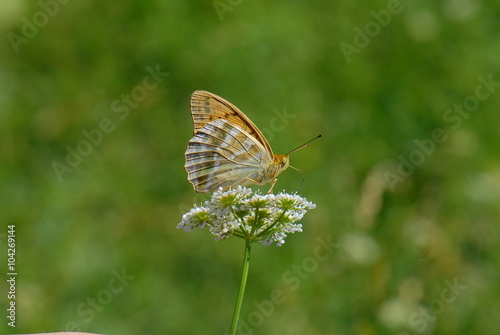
[[190, 90, 274, 156], [185, 118, 272, 192]]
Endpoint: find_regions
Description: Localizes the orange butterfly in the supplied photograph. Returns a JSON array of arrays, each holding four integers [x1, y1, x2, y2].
[[184, 91, 319, 193]]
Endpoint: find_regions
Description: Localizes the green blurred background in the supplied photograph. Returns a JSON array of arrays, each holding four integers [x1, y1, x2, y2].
[[1, 0, 500, 334]]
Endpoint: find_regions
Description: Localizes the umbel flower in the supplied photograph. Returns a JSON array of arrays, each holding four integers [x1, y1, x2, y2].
[[178, 186, 316, 335], [178, 186, 316, 246]]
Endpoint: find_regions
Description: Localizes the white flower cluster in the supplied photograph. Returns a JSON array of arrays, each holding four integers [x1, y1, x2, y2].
[[178, 186, 316, 246]]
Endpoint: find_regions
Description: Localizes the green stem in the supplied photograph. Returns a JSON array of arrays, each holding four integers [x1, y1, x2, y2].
[[256, 209, 287, 238], [249, 207, 260, 236], [230, 204, 249, 235], [229, 239, 252, 335]]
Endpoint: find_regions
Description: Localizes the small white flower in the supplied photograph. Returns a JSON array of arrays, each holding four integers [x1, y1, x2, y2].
[[210, 186, 252, 210], [178, 187, 316, 246], [177, 206, 214, 231]]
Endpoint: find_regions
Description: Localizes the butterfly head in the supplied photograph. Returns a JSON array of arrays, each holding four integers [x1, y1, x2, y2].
[[273, 154, 290, 171]]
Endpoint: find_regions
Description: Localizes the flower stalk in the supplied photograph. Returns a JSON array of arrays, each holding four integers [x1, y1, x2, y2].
[[229, 239, 252, 335]]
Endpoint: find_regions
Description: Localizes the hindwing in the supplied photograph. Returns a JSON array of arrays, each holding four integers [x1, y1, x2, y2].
[[184, 118, 272, 192]]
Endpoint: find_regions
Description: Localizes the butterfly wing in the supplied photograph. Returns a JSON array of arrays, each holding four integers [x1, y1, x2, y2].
[[185, 119, 272, 192], [190, 90, 274, 157]]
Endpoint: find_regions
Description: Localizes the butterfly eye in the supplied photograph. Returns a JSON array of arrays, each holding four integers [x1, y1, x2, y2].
[[275, 155, 290, 169]]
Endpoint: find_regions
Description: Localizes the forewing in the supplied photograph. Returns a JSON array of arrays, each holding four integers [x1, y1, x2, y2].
[[190, 90, 274, 156], [184, 119, 271, 192]]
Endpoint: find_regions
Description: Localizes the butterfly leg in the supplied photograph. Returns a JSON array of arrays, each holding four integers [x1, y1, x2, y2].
[[267, 179, 278, 194]]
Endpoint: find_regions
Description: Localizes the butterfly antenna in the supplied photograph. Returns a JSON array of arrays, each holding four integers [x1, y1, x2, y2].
[[286, 134, 322, 156], [289, 165, 306, 192]]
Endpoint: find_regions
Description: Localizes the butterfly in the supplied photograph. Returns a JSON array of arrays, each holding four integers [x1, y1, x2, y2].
[[184, 90, 295, 193]]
